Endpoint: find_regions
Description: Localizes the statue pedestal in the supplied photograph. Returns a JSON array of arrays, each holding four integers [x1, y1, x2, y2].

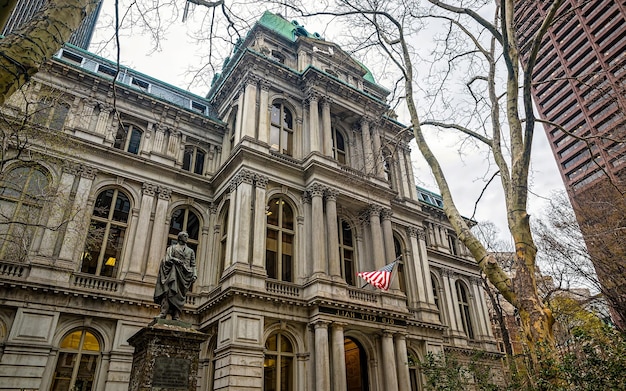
[[128, 318, 208, 391]]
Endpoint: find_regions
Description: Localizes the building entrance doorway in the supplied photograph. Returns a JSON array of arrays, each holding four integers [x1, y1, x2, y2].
[[345, 337, 369, 391]]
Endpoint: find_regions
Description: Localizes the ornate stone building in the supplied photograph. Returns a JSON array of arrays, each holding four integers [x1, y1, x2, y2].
[[0, 11, 498, 391]]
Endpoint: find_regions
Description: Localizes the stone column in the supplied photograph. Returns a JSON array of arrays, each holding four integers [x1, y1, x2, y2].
[[310, 184, 326, 275], [360, 118, 374, 174], [121, 208, 140, 277], [146, 187, 172, 277], [368, 206, 385, 270], [406, 227, 427, 305], [258, 81, 270, 144], [381, 208, 399, 290], [370, 122, 384, 177], [251, 174, 269, 268], [241, 76, 258, 139], [401, 144, 418, 200], [59, 165, 96, 261], [442, 269, 462, 333], [395, 143, 412, 198], [471, 277, 492, 338], [234, 92, 244, 145], [325, 188, 341, 279], [166, 129, 181, 159], [302, 192, 313, 278], [129, 183, 157, 275], [94, 106, 112, 136], [381, 331, 399, 391], [416, 227, 435, 305], [313, 321, 330, 390], [308, 91, 321, 153], [394, 334, 410, 391], [231, 170, 254, 265], [321, 98, 333, 157], [331, 323, 347, 391], [224, 184, 237, 271]]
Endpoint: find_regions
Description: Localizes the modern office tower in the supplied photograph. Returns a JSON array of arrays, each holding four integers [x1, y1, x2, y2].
[[0, 12, 500, 390], [515, 0, 626, 327], [1, 0, 102, 49]]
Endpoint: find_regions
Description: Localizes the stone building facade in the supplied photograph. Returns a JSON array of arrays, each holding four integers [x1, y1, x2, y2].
[[0, 11, 498, 391]]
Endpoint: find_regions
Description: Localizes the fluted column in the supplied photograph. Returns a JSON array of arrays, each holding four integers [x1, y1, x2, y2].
[[259, 81, 270, 144], [94, 106, 112, 136], [241, 76, 258, 139], [401, 143, 418, 200], [370, 122, 384, 177], [395, 143, 412, 198], [322, 97, 333, 157], [331, 323, 347, 391], [360, 118, 374, 174], [252, 174, 269, 268], [442, 269, 462, 333], [381, 208, 399, 290], [310, 184, 326, 275], [325, 188, 340, 278], [232, 170, 254, 265], [471, 277, 493, 338], [129, 183, 158, 275], [146, 187, 172, 277], [313, 321, 331, 390], [59, 165, 97, 261], [368, 206, 385, 270], [308, 91, 321, 153], [417, 227, 435, 304], [381, 331, 399, 391], [395, 334, 411, 391]]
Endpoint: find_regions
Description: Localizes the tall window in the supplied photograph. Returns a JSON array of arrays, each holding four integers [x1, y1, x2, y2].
[[456, 281, 475, 339], [407, 350, 422, 391], [183, 145, 206, 175], [51, 329, 101, 391], [270, 103, 294, 156], [169, 207, 200, 254], [264, 332, 294, 391], [81, 189, 130, 278], [218, 202, 229, 277], [431, 274, 442, 322], [393, 236, 406, 293], [338, 219, 355, 285], [332, 127, 347, 164], [228, 110, 237, 153], [33, 101, 70, 131], [266, 196, 294, 282], [0, 165, 50, 261], [114, 123, 142, 154]]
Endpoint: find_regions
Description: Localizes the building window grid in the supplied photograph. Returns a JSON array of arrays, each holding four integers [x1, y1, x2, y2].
[[51, 329, 101, 391], [266, 197, 294, 282], [183, 145, 207, 175], [270, 103, 294, 156], [456, 281, 475, 339], [338, 219, 356, 286], [168, 207, 200, 255], [331, 127, 347, 164], [263, 332, 294, 391], [114, 124, 142, 154]]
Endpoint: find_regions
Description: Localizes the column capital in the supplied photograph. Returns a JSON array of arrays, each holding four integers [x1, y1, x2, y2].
[[367, 204, 383, 217], [307, 183, 325, 197], [254, 174, 269, 188], [209, 202, 218, 215], [324, 188, 339, 201], [380, 208, 393, 220], [157, 186, 172, 200], [311, 319, 331, 329], [142, 182, 158, 196], [305, 88, 321, 103], [406, 226, 419, 238], [302, 192, 312, 204]]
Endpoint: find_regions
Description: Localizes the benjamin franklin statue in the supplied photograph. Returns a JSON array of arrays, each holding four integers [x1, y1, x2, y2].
[[154, 231, 197, 320]]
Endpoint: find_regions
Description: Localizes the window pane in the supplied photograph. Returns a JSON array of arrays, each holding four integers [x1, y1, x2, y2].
[[101, 225, 125, 277], [266, 334, 277, 351], [194, 150, 205, 174], [25, 168, 49, 197], [93, 190, 114, 218], [82, 221, 106, 274], [60, 331, 83, 349], [342, 221, 353, 246], [267, 200, 279, 226], [270, 126, 280, 150], [128, 128, 142, 154], [82, 332, 100, 351], [113, 126, 127, 150], [282, 253, 292, 282], [112, 192, 130, 222], [264, 356, 277, 391], [282, 203, 293, 230], [170, 209, 184, 234], [280, 335, 293, 353], [50, 104, 69, 130], [271, 105, 281, 125], [283, 108, 293, 129], [183, 146, 194, 171], [186, 211, 200, 240], [51, 352, 75, 391], [283, 129, 293, 155], [280, 356, 293, 390]]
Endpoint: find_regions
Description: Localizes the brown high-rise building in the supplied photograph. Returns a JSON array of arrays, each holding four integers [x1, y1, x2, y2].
[[1, 0, 102, 50], [515, 1, 626, 328]]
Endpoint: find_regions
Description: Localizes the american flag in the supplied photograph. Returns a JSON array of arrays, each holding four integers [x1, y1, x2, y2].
[[357, 261, 397, 291]]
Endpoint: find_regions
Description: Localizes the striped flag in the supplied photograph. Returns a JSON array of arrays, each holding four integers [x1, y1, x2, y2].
[[357, 261, 397, 291]]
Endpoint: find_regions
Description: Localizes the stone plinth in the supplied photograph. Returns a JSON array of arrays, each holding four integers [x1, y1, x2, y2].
[[128, 318, 208, 391]]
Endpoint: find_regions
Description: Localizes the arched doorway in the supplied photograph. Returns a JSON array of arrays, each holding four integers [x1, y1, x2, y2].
[[344, 337, 369, 391]]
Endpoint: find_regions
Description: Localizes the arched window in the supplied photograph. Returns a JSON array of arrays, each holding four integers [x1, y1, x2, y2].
[[431, 274, 442, 322], [338, 219, 355, 286], [183, 145, 206, 175], [270, 103, 294, 156], [393, 236, 406, 293], [218, 201, 230, 277], [169, 206, 200, 254], [0, 165, 50, 261], [81, 189, 130, 278], [407, 350, 422, 391], [114, 123, 142, 154], [228, 110, 237, 153], [264, 332, 294, 391], [266, 196, 294, 282], [332, 127, 347, 164], [456, 280, 475, 339], [51, 329, 101, 391]]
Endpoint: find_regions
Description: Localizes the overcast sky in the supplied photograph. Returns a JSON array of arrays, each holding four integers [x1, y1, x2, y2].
[[89, 1, 566, 245]]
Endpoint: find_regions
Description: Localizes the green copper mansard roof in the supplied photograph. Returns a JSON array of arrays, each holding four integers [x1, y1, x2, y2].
[[256, 11, 376, 84]]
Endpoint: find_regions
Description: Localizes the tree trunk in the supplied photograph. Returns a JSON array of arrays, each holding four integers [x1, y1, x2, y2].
[[0, 0, 96, 105]]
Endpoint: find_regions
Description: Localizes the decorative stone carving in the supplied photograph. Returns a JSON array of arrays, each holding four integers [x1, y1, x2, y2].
[[142, 183, 158, 196], [324, 188, 338, 201], [380, 208, 393, 220], [157, 186, 172, 200], [254, 174, 269, 188], [307, 183, 325, 197]]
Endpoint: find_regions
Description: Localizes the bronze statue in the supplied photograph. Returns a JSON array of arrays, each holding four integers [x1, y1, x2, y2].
[[154, 231, 197, 320]]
